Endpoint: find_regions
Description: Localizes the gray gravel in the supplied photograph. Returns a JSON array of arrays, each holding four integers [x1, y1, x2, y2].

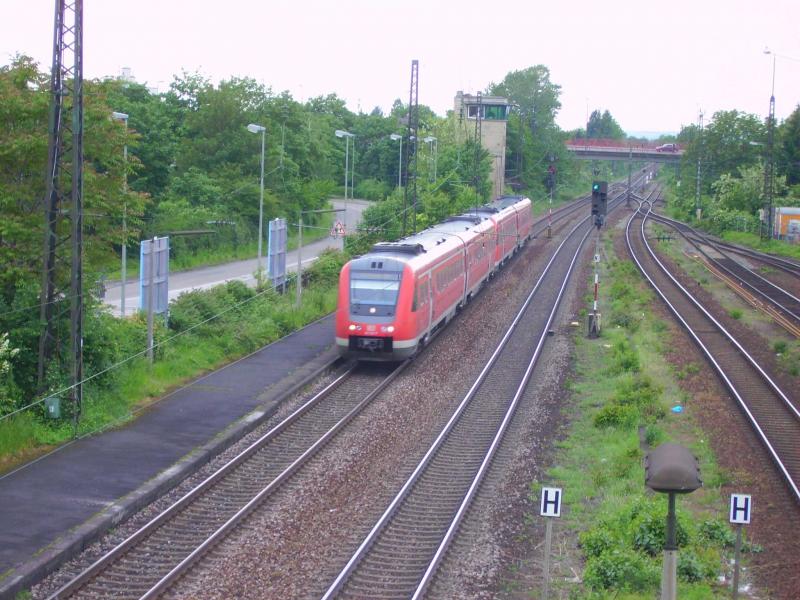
[[32, 213, 591, 600]]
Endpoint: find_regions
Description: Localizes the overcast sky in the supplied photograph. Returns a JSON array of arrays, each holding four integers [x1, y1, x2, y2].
[[2, 0, 799, 135]]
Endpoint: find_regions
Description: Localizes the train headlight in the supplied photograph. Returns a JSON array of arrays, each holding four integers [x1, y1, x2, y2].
[[348, 324, 356, 331], [380, 325, 395, 333]]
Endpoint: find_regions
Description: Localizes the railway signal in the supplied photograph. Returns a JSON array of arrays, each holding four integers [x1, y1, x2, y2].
[[591, 181, 607, 228]]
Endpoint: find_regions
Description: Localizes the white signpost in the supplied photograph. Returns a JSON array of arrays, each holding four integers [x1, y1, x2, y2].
[[729, 493, 752, 599], [139, 236, 169, 363], [267, 218, 288, 291], [540, 487, 562, 599]]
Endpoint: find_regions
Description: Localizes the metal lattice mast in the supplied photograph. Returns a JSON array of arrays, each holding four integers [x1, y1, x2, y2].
[[474, 91, 483, 209], [38, 0, 84, 420], [695, 110, 703, 221], [403, 59, 419, 236], [764, 95, 776, 239]]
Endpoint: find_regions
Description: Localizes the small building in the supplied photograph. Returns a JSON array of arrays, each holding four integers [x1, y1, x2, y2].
[[454, 91, 510, 200], [774, 207, 800, 242]]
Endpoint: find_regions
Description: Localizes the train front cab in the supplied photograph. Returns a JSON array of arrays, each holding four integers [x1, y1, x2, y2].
[[336, 253, 419, 361]]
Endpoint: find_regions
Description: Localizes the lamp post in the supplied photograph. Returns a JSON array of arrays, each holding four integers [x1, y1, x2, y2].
[[390, 133, 403, 188], [423, 135, 437, 182], [335, 129, 355, 232], [762, 48, 777, 239], [111, 111, 129, 316], [645, 443, 702, 600], [247, 123, 266, 276]]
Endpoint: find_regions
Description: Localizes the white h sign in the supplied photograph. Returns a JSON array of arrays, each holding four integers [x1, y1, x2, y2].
[[540, 487, 562, 518], [729, 494, 751, 524]]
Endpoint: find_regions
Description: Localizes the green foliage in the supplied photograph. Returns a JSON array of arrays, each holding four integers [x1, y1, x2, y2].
[[608, 337, 641, 374], [773, 340, 788, 354], [593, 372, 664, 429], [583, 547, 660, 591], [303, 248, 348, 287], [633, 509, 689, 556], [489, 66, 572, 196], [697, 518, 736, 548], [586, 109, 626, 140], [0, 332, 20, 415], [778, 105, 800, 186], [353, 178, 389, 201]]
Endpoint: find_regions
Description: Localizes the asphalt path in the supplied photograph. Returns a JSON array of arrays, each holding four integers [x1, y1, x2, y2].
[[104, 199, 369, 317]]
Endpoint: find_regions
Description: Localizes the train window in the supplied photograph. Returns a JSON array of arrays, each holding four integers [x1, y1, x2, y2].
[[350, 270, 401, 306]]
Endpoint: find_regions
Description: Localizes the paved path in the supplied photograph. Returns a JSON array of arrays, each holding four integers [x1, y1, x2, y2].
[[105, 199, 369, 317], [0, 315, 338, 599]]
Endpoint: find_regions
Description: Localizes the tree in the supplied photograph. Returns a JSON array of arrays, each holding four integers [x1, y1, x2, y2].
[[102, 80, 184, 199], [586, 109, 625, 139], [778, 104, 800, 187], [676, 110, 765, 202], [0, 56, 49, 296], [488, 66, 569, 196]]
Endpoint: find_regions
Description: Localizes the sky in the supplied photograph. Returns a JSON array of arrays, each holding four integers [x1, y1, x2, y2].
[[2, 0, 799, 136]]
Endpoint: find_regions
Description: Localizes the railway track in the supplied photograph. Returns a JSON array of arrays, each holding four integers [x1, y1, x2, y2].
[[648, 213, 800, 333], [626, 200, 800, 504], [321, 195, 617, 599], [41, 180, 640, 600], [48, 362, 405, 600]]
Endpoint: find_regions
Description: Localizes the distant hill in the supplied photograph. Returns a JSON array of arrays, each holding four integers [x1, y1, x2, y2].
[[627, 130, 677, 140]]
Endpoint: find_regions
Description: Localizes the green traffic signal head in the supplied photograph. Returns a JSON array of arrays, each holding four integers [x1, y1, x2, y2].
[[592, 183, 600, 192]]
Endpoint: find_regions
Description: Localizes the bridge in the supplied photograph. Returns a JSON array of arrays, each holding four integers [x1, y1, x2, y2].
[[566, 140, 683, 163]]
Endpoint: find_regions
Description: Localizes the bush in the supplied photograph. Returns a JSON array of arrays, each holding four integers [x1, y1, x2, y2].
[[593, 402, 638, 429], [633, 509, 690, 556], [608, 337, 640, 374], [593, 374, 663, 429], [583, 548, 659, 591], [304, 249, 347, 287], [354, 178, 390, 201], [580, 526, 617, 559], [697, 518, 735, 548]]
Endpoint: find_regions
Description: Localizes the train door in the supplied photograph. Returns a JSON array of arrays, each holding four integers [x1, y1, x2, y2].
[[414, 274, 432, 341]]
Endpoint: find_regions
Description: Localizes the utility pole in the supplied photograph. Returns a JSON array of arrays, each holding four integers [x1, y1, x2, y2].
[[403, 60, 419, 236], [764, 72, 776, 240], [695, 111, 703, 221], [627, 145, 632, 208], [38, 0, 84, 426], [474, 91, 483, 212]]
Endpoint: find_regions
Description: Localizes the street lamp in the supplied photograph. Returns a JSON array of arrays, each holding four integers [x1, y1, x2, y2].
[[335, 129, 355, 231], [247, 123, 266, 276], [390, 133, 403, 188], [423, 136, 437, 182], [111, 111, 129, 316]]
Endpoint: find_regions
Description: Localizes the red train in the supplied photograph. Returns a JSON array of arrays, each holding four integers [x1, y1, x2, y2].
[[335, 195, 533, 361]]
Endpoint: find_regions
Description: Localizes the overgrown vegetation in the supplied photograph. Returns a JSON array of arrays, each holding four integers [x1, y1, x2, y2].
[[0, 250, 346, 469], [531, 248, 753, 597], [662, 106, 800, 243]]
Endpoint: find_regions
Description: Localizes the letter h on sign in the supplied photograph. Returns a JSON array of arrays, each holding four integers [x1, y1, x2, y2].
[[540, 487, 562, 518], [729, 494, 751, 525]]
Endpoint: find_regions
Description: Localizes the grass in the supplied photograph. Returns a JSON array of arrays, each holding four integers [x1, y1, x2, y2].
[[0, 253, 344, 472], [524, 251, 748, 598]]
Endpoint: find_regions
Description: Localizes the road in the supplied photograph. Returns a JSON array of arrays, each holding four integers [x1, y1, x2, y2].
[[104, 199, 369, 317]]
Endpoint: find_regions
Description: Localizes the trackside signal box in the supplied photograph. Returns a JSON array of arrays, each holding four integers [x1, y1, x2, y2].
[[591, 181, 608, 228]]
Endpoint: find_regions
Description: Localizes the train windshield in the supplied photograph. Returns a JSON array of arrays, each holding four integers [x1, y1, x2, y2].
[[350, 270, 401, 306]]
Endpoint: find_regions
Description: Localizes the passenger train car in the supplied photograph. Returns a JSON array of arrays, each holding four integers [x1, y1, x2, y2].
[[335, 195, 533, 361]]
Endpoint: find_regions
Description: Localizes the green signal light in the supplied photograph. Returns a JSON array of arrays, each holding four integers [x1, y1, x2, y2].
[[592, 183, 600, 191]]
